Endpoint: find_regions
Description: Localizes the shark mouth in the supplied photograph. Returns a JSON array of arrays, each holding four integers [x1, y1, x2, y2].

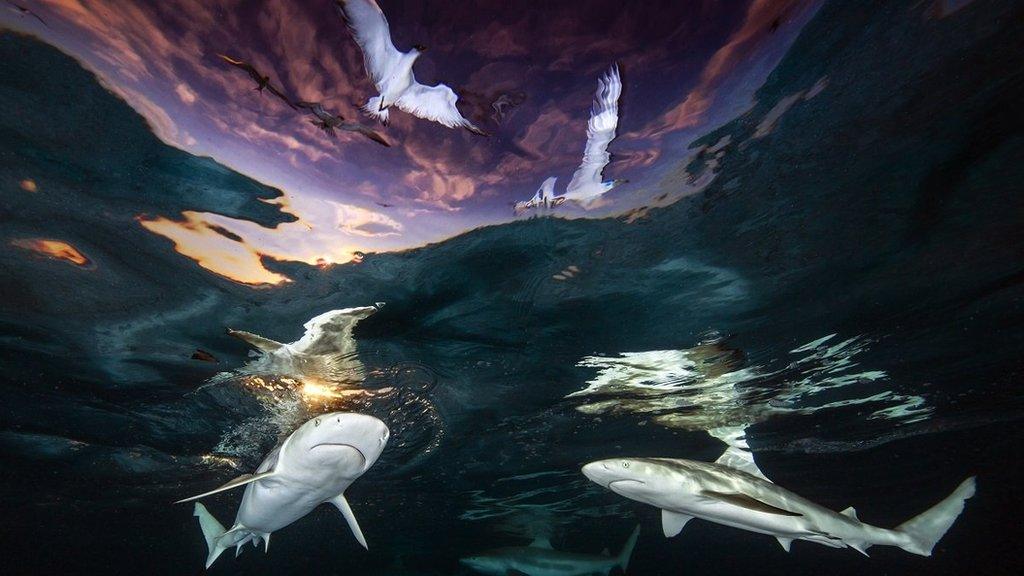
[[609, 479, 646, 492], [309, 443, 368, 469]]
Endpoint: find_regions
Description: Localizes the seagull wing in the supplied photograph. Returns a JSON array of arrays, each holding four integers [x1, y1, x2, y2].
[[335, 0, 404, 90], [16, 4, 47, 26], [218, 54, 263, 81], [395, 81, 486, 135], [345, 122, 391, 147], [539, 176, 557, 203], [265, 83, 297, 109], [566, 64, 622, 196]]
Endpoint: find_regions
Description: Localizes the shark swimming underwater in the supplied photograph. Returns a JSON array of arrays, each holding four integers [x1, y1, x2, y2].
[[227, 304, 383, 382], [582, 454, 974, 557], [177, 412, 390, 568], [460, 526, 640, 576]]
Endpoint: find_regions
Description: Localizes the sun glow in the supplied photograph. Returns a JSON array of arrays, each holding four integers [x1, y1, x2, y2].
[[238, 374, 365, 408], [137, 194, 397, 287]]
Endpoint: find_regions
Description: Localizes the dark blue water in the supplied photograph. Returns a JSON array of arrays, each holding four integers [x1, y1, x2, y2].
[[2, 0, 1023, 574]]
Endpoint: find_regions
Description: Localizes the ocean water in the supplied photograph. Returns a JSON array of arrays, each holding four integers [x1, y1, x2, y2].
[[2, 0, 1023, 574]]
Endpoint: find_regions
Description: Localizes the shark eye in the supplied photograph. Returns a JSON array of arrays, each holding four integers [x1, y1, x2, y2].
[[623, 462, 630, 468], [314, 418, 321, 427]]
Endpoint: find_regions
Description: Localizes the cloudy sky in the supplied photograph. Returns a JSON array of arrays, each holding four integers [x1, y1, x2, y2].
[[2, 0, 819, 285]]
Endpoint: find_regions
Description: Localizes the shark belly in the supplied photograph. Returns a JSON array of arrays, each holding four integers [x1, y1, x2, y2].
[[682, 498, 811, 539], [507, 556, 611, 576], [235, 474, 351, 534]]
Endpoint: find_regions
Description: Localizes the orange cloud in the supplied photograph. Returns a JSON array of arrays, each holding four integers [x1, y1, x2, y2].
[[174, 82, 197, 105], [11, 238, 91, 266], [20, 179, 38, 192]]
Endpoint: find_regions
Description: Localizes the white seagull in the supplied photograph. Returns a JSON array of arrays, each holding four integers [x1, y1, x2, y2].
[[334, 0, 486, 136], [515, 65, 626, 213], [513, 176, 566, 214]]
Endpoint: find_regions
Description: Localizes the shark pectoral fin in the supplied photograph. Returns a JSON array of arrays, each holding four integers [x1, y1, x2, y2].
[[661, 510, 694, 537], [840, 506, 859, 520], [849, 541, 871, 557], [329, 494, 368, 550], [776, 537, 793, 552], [226, 329, 284, 354], [699, 490, 803, 517], [175, 471, 278, 504]]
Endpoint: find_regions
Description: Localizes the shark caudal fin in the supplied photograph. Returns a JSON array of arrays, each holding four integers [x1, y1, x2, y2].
[[194, 502, 230, 568], [616, 525, 641, 572], [896, 477, 976, 556]]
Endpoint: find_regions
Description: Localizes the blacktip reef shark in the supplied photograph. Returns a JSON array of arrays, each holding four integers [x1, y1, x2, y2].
[[582, 451, 975, 557], [177, 412, 390, 568], [226, 303, 383, 382], [460, 526, 640, 576]]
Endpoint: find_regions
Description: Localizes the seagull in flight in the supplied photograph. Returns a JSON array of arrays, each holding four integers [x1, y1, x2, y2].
[[294, 101, 390, 147], [513, 177, 566, 214], [557, 64, 627, 208], [515, 65, 626, 212], [5, 1, 46, 26], [334, 0, 486, 136], [217, 54, 297, 110]]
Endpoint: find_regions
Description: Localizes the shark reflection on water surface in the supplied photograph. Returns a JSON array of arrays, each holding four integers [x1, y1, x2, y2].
[[566, 333, 931, 438]]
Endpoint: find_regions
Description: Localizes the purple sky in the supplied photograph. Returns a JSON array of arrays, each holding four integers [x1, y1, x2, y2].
[[2, 0, 819, 285]]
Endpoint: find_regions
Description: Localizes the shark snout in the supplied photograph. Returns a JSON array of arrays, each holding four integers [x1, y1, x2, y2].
[[582, 460, 619, 486], [582, 459, 648, 492]]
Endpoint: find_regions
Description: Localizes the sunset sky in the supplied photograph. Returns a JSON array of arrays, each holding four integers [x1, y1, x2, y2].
[[1, 0, 820, 284]]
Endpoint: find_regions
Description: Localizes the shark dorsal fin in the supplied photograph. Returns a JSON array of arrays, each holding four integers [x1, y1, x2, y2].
[[841, 506, 858, 520], [175, 470, 278, 504], [529, 536, 553, 549], [714, 445, 769, 481], [662, 510, 693, 537], [227, 329, 284, 354]]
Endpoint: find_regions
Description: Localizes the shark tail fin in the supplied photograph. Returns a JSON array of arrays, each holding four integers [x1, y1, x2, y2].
[[617, 525, 641, 572], [194, 503, 230, 569], [896, 477, 976, 556]]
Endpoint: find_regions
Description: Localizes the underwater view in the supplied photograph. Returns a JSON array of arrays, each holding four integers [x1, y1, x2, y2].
[[1, 0, 1022, 574]]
